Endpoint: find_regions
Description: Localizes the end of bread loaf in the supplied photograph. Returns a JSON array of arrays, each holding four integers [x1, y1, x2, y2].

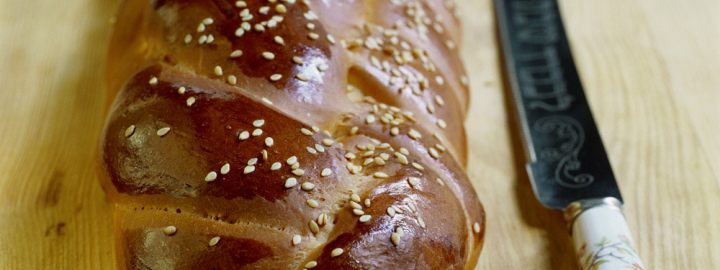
[[100, 0, 484, 269]]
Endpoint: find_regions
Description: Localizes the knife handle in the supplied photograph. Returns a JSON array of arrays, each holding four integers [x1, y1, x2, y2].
[[564, 198, 645, 270]]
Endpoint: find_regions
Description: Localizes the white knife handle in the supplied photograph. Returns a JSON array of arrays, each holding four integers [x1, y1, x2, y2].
[[564, 198, 645, 270]]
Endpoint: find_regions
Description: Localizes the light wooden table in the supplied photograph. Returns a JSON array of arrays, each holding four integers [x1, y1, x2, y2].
[[1, 0, 718, 269]]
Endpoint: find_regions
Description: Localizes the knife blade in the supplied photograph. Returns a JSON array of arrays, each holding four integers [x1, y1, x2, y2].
[[494, 0, 645, 269]]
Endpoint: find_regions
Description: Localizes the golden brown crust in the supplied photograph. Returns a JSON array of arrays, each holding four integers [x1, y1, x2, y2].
[[100, 0, 484, 269]]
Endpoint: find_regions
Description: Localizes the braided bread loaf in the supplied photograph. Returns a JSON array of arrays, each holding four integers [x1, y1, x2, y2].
[[100, 0, 484, 268]]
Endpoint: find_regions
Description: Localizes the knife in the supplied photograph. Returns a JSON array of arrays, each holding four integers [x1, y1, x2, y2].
[[494, 0, 645, 269]]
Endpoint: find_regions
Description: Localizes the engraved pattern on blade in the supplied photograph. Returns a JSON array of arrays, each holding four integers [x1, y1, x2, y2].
[[533, 116, 594, 188]]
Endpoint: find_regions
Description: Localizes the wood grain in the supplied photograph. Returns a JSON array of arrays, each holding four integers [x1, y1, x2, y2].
[[0, 0, 718, 269]]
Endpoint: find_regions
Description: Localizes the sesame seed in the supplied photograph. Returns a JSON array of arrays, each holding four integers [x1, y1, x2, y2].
[[243, 165, 255, 174], [407, 177, 421, 188], [435, 95, 445, 106], [352, 209, 364, 216], [262, 149, 269, 160], [350, 201, 362, 209], [330, 248, 344, 257], [292, 234, 302, 246], [307, 199, 319, 208], [473, 222, 481, 233], [429, 147, 440, 159], [274, 36, 285, 45], [314, 144, 325, 153], [178, 86, 186, 94], [235, 0, 246, 8], [275, 4, 287, 13], [412, 162, 425, 170], [253, 119, 265, 127], [270, 74, 282, 81], [363, 158, 374, 166], [408, 129, 422, 140], [309, 220, 320, 234], [252, 128, 263, 136], [156, 127, 171, 137], [295, 73, 309, 81], [290, 168, 305, 176], [307, 147, 318, 154], [238, 130, 250, 140], [184, 34, 192, 44], [124, 125, 136, 137], [446, 40, 456, 50], [162, 226, 177, 235], [230, 50, 243, 58], [259, 6, 270, 15], [305, 261, 317, 269], [365, 115, 376, 124], [300, 128, 313, 136], [234, 28, 245, 37], [220, 163, 230, 175], [427, 103, 435, 114], [359, 215, 371, 223], [350, 126, 359, 135], [373, 172, 389, 178], [205, 171, 218, 182], [317, 63, 329, 72], [319, 214, 328, 227], [387, 207, 396, 217], [292, 56, 304, 65], [374, 157, 386, 165], [322, 138, 334, 146], [206, 34, 215, 44], [350, 193, 361, 203], [301, 182, 315, 191], [436, 177, 446, 186], [312, 126, 320, 132], [198, 35, 208, 44], [271, 162, 282, 170], [308, 32, 319, 40], [326, 34, 336, 44], [306, 23, 315, 30], [197, 23, 206, 32], [344, 153, 356, 160], [437, 119, 447, 129], [148, 76, 158, 85], [304, 10, 318, 20], [254, 23, 265, 32], [262, 51, 275, 60], [208, 236, 221, 246], [321, 168, 332, 177], [214, 66, 223, 76], [227, 75, 237, 85], [186, 96, 196, 106], [287, 156, 298, 165], [247, 158, 258, 165], [284, 177, 298, 188], [262, 97, 273, 104], [391, 231, 401, 246]]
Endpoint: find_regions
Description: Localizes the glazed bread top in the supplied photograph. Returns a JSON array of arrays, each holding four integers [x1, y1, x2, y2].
[[101, 0, 484, 269]]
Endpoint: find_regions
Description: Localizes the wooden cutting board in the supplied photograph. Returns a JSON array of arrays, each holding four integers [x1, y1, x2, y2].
[[1, 0, 718, 269]]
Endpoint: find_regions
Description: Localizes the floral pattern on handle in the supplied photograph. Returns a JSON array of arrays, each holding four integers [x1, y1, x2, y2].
[[577, 234, 644, 270]]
